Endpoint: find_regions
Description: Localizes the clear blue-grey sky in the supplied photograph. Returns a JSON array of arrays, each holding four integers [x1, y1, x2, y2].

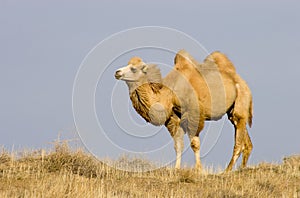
[[1, 0, 299, 168]]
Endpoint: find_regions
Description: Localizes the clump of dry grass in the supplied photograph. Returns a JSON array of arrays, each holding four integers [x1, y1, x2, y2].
[[0, 143, 299, 197], [42, 142, 101, 178]]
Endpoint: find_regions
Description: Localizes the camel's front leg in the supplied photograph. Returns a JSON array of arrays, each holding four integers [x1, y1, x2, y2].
[[186, 115, 204, 171], [165, 116, 184, 169], [173, 127, 184, 169]]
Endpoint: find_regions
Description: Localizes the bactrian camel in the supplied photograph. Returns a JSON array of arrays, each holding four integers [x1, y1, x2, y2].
[[114, 50, 253, 172]]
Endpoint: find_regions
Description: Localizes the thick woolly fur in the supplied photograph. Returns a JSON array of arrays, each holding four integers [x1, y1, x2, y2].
[[115, 50, 253, 172]]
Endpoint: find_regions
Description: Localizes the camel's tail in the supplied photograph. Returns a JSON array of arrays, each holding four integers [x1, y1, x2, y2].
[[248, 96, 253, 128]]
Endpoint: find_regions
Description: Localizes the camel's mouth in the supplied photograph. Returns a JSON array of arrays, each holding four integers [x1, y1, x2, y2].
[[114, 71, 138, 82]]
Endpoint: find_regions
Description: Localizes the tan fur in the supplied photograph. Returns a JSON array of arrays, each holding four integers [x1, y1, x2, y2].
[[130, 83, 174, 126], [115, 50, 253, 172], [128, 56, 143, 65], [205, 51, 236, 74]]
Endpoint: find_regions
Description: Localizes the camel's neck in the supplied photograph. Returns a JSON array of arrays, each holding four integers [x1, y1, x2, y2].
[[125, 64, 171, 125]]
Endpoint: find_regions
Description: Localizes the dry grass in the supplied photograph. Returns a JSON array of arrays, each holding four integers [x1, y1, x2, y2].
[[0, 143, 299, 198]]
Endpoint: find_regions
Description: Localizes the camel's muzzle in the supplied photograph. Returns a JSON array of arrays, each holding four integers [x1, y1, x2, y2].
[[114, 70, 122, 80]]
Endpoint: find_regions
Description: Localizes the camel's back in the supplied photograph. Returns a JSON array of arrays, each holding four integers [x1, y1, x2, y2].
[[165, 50, 252, 125], [164, 61, 236, 120], [165, 50, 238, 120]]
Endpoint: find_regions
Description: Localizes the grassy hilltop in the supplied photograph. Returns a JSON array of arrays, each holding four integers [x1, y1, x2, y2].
[[0, 143, 299, 197]]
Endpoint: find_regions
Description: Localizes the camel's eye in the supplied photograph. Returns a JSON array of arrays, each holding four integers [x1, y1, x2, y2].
[[131, 67, 137, 73]]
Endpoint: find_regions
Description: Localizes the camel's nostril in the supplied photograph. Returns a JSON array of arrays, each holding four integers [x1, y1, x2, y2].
[[115, 70, 122, 79]]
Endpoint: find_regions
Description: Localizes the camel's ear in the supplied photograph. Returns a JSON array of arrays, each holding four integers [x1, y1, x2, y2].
[[141, 64, 148, 73]]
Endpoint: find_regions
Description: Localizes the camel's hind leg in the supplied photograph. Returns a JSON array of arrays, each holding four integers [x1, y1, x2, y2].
[[225, 119, 247, 172], [241, 129, 253, 168]]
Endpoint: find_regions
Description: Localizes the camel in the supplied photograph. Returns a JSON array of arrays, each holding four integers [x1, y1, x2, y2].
[[114, 50, 253, 172]]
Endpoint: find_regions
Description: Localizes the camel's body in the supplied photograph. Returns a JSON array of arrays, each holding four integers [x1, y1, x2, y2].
[[115, 50, 253, 172]]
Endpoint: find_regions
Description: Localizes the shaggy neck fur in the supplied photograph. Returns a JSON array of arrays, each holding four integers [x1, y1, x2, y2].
[[127, 65, 165, 124]]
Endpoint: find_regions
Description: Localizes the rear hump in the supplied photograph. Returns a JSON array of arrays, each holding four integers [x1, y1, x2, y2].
[[205, 51, 236, 74]]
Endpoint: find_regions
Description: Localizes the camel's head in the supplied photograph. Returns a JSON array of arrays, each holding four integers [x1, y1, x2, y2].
[[114, 57, 151, 82]]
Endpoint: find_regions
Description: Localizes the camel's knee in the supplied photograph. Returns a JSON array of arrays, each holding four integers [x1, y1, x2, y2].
[[174, 141, 183, 152], [190, 136, 200, 152]]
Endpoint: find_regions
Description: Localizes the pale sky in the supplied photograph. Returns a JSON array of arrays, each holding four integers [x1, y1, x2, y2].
[[1, 0, 299, 169]]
